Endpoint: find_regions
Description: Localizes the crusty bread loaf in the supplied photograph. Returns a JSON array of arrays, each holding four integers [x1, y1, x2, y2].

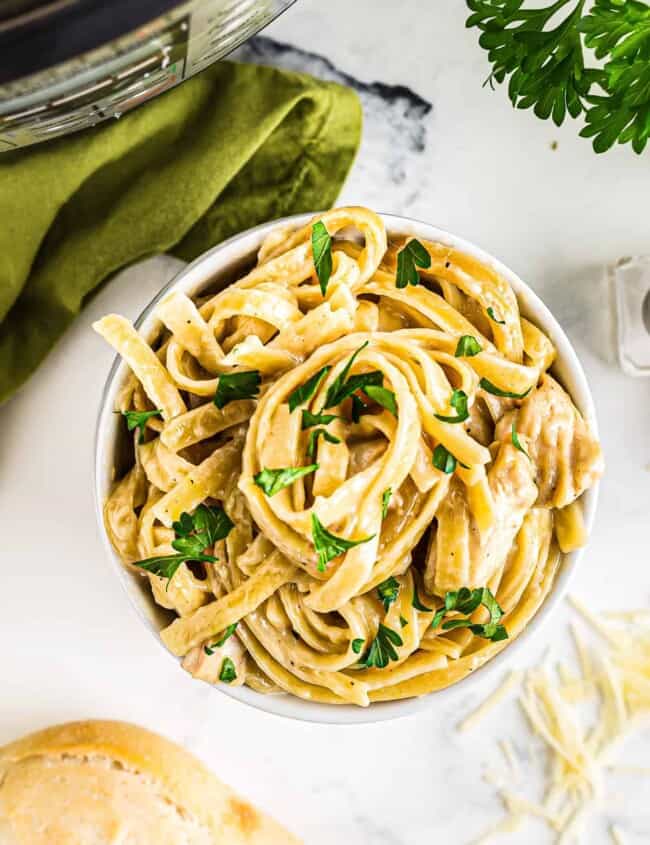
[[0, 720, 300, 845]]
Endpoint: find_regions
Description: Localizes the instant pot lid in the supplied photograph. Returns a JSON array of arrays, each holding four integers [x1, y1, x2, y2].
[[0, 0, 297, 151], [0, 0, 183, 84]]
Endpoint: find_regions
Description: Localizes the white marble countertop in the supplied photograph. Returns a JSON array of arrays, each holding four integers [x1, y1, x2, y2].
[[2, 1, 649, 843]]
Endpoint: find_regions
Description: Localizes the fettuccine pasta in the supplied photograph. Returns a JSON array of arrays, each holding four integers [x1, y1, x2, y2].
[[95, 206, 603, 707]]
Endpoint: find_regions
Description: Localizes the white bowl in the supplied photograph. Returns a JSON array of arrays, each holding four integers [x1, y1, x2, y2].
[[94, 212, 600, 724]]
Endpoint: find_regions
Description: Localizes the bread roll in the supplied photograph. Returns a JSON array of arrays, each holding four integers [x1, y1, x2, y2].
[[0, 720, 300, 844]]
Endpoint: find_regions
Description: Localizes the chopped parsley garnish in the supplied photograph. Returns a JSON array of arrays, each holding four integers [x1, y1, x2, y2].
[[214, 370, 261, 409], [412, 581, 432, 612], [364, 384, 397, 416], [219, 656, 237, 683], [254, 464, 318, 496], [455, 335, 482, 358], [121, 408, 162, 444], [351, 394, 369, 423], [351, 638, 365, 654], [396, 238, 431, 288], [311, 513, 374, 573], [307, 428, 341, 458], [434, 389, 469, 424], [399, 615, 409, 628], [432, 444, 457, 474], [431, 587, 508, 642], [360, 624, 403, 669], [487, 307, 506, 325], [377, 576, 400, 612], [204, 622, 238, 655], [511, 421, 530, 459], [135, 504, 232, 585], [311, 221, 333, 296], [324, 342, 380, 408], [381, 488, 392, 520], [301, 409, 338, 429], [288, 366, 331, 412], [479, 378, 532, 400]]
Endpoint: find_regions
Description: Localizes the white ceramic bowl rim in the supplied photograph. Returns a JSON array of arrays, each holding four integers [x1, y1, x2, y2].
[[94, 211, 600, 725]]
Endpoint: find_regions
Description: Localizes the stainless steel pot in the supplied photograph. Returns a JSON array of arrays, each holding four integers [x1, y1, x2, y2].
[[0, 0, 296, 151]]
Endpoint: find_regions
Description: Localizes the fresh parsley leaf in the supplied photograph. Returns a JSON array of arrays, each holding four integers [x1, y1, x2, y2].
[[179, 504, 234, 549], [466, 0, 590, 128], [479, 378, 532, 399], [399, 615, 409, 628], [204, 622, 239, 655], [312, 221, 333, 296], [351, 394, 369, 423], [487, 306, 506, 325], [381, 488, 392, 520], [323, 342, 384, 410], [412, 581, 432, 612], [288, 366, 331, 412], [511, 421, 530, 458], [396, 238, 432, 288], [432, 586, 508, 642], [254, 465, 318, 496], [219, 656, 237, 683], [467, 0, 650, 154], [324, 342, 368, 407], [136, 553, 216, 583], [311, 513, 374, 573], [121, 408, 162, 444], [432, 444, 457, 474], [301, 409, 338, 429], [360, 624, 403, 669], [351, 637, 365, 654], [307, 428, 341, 458], [377, 576, 400, 612], [455, 335, 482, 357], [364, 384, 397, 416], [434, 389, 469, 424], [135, 505, 231, 586], [214, 370, 260, 409]]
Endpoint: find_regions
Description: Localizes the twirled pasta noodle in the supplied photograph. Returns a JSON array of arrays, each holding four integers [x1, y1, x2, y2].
[[95, 206, 603, 707]]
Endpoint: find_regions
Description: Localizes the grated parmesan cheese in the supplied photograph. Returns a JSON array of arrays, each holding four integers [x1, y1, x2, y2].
[[459, 596, 650, 843]]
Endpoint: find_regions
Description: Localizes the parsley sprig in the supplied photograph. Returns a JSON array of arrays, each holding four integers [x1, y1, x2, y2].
[[219, 656, 237, 683], [396, 238, 432, 288], [307, 428, 341, 458], [254, 465, 318, 496], [135, 505, 233, 584], [204, 622, 238, 655], [455, 335, 482, 357], [360, 623, 403, 669], [480, 378, 532, 399], [434, 389, 470, 424], [432, 587, 508, 642], [288, 366, 331, 412], [121, 408, 162, 443], [214, 371, 260, 409], [312, 221, 333, 295], [466, 0, 650, 154], [311, 513, 374, 572], [377, 576, 401, 612]]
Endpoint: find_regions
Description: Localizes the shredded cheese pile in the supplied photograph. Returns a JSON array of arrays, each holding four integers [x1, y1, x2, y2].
[[461, 597, 650, 844]]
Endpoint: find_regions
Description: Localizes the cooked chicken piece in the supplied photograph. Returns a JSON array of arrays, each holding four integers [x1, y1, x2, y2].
[[181, 632, 247, 687], [425, 443, 538, 596], [348, 438, 387, 477], [496, 374, 604, 509], [463, 396, 494, 447]]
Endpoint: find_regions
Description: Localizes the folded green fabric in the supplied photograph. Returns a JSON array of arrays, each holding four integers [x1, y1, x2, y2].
[[0, 61, 361, 404]]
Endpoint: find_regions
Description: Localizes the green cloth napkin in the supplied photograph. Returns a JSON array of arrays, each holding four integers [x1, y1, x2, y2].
[[0, 61, 361, 404]]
